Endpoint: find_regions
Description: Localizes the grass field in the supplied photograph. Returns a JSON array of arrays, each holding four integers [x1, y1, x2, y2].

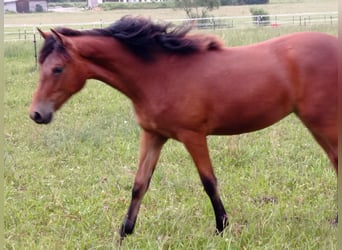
[[4, 4, 338, 249]]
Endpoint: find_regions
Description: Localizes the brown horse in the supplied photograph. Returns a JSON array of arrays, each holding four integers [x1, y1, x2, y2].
[[29, 16, 338, 240]]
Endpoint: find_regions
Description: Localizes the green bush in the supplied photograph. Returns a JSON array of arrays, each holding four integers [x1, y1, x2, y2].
[[250, 7, 270, 25]]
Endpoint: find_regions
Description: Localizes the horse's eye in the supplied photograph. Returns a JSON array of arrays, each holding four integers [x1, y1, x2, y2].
[[52, 67, 63, 75]]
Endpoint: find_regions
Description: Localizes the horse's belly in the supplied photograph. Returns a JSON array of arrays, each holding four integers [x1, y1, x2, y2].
[[210, 118, 281, 135], [209, 101, 293, 135]]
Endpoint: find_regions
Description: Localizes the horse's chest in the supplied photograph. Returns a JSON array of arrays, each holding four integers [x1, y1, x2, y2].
[[133, 106, 174, 137], [136, 112, 158, 131]]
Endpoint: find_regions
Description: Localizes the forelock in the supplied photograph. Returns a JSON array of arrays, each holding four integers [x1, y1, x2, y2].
[[38, 35, 70, 64]]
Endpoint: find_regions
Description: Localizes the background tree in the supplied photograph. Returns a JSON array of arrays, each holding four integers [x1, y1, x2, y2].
[[174, 0, 220, 19]]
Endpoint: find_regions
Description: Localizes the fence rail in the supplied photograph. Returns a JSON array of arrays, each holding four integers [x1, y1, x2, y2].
[[169, 12, 338, 29], [4, 11, 338, 42]]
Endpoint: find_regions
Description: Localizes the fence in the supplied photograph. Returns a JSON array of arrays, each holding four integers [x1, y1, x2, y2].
[[169, 12, 338, 30], [4, 12, 338, 42]]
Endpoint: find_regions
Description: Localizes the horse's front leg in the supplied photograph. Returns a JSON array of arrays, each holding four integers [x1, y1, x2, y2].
[[119, 130, 167, 240], [180, 131, 229, 234]]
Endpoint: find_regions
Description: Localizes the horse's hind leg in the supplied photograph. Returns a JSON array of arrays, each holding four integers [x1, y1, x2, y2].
[[310, 131, 338, 175], [297, 115, 338, 223], [310, 129, 338, 225], [295, 106, 337, 175], [298, 114, 338, 175]]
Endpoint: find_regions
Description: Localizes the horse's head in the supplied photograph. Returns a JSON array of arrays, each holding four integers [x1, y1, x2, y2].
[[29, 28, 87, 124]]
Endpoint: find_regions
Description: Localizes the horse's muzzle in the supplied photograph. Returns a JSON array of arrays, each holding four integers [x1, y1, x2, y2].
[[30, 111, 53, 124]]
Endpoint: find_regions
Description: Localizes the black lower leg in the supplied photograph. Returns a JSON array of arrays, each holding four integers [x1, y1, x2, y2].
[[119, 183, 146, 238], [201, 176, 229, 233]]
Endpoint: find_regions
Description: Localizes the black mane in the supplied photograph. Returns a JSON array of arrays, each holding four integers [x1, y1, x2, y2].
[[39, 16, 222, 63]]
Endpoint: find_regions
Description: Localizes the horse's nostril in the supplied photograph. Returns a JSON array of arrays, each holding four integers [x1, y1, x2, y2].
[[31, 112, 42, 122], [30, 111, 52, 124]]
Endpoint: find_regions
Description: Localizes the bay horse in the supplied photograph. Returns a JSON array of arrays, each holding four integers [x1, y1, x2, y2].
[[29, 16, 338, 240]]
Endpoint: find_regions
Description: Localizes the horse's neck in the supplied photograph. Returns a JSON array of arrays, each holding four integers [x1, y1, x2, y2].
[[76, 36, 146, 101]]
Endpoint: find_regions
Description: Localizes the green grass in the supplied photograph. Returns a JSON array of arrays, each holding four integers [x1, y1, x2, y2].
[[4, 25, 337, 249]]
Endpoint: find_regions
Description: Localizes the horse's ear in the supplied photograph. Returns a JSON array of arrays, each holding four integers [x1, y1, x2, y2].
[[51, 29, 64, 44], [37, 28, 48, 39], [50, 29, 72, 48]]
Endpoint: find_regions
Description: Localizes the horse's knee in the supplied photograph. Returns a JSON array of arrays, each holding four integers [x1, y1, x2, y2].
[[131, 180, 150, 200], [132, 184, 143, 200], [200, 176, 218, 196]]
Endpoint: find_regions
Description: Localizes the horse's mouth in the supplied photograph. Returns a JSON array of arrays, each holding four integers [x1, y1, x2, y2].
[[30, 111, 53, 124]]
